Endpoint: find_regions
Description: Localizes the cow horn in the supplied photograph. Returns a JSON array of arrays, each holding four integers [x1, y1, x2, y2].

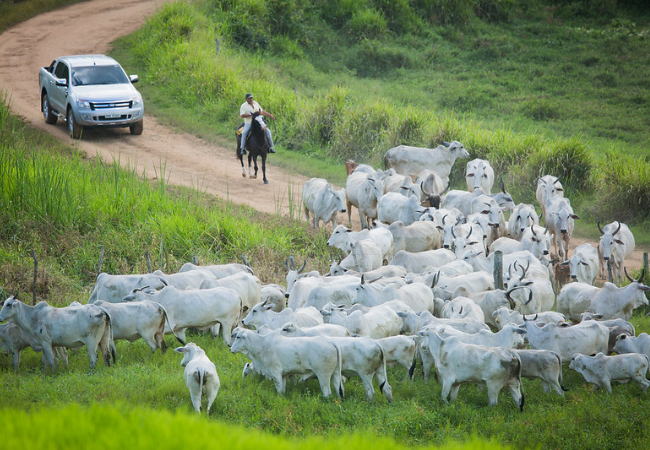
[[431, 271, 440, 288], [451, 226, 457, 239], [639, 268, 645, 284], [597, 221, 604, 235], [241, 254, 252, 269], [500, 179, 505, 193], [298, 260, 307, 274], [531, 225, 537, 236], [442, 183, 451, 195], [466, 227, 473, 239], [613, 221, 621, 236], [554, 177, 561, 185], [288, 256, 297, 271], [624, 267, 635, 283], [505, 289, 516, 309], [361, 274, 365, 285], [442, 214, 448, 225]]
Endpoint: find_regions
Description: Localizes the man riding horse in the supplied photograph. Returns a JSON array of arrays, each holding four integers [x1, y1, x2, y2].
[[239, 93, 275, 155]]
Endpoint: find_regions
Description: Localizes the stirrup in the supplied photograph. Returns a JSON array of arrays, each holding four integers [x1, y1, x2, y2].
[[268, 147, 276, 154], [240, 148, 247, 155]]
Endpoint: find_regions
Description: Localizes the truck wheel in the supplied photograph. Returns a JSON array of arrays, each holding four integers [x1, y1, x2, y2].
[[42, 94, 57, 125], [67, 108, 82, 139], [129, 120, 143, 135]]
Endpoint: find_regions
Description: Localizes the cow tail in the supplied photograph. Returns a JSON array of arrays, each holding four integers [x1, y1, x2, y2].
[[198, 368, 205, 413], [96, 306, 115, 365], [555, 351, 569, 392], [334, 343, 344, 400], [408, 350, 417, 381], [158, 303, 185, 345]]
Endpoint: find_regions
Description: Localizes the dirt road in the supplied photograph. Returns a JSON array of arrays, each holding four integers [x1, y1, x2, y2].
[[0, 0, 646, 273]]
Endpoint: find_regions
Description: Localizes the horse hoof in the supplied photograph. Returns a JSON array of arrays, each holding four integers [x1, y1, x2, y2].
[[242, 174, 246, 178], [252, 175, 257, 179], [264, 180, 269, 185]]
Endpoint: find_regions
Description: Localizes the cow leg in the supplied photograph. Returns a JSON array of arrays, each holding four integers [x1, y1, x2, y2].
[[315, 373, 333, 398], [41, 341, 57, 372], [358, 374, 376, 402], [486, 381, 503, 406], [55, 346, 68, 368], [440, 380, 453, 403], [11, 350, 21, 372], [187, 376, 202, 413], [449, 384, 461, 402], [374, 361, 393, 403], [420, 348, 435, 381], [205, 375, 220, 417], [346, 201, 353, 227]]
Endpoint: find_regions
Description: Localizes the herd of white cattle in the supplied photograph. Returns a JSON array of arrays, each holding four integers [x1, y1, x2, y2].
[[1, 142, 649, 416]]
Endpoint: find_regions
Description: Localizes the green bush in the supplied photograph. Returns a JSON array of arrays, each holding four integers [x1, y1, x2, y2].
[[348, 39, 413, 77], [348, 7, 388, 41]]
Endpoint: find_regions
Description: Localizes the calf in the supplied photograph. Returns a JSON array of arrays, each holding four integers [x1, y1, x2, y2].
[[512, 349, 566, 396], [613, 333, 650, 360], [569, 352, 650, 393], [0, 322, 68, 372], [302, 177, 346, 229], [175, 343, 220, 415]]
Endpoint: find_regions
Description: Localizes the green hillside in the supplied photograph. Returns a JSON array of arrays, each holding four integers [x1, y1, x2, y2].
[[111, 0, 649, 224]]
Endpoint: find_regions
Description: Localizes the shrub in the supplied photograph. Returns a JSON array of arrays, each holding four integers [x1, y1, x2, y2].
[[348, 39, 413, 77], [348, 7, 388, 41], [519, 98, 561, 121], [529, 137, 592, 189]]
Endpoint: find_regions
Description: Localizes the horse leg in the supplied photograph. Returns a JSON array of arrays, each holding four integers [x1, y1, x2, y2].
[[248, 154, 256, 179], [252, 155, 259, 179], [238, 154, 246, 178], [261, 155, 268, 185]]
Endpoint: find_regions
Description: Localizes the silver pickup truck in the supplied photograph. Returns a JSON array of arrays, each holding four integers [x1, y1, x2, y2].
[[39, 54, 144, 139]]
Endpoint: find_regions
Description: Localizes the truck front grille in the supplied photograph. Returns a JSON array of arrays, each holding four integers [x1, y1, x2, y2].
[[90, 100, 133, 111]]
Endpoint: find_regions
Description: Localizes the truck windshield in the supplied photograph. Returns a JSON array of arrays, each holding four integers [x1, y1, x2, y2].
[[70, 65, 130, 86]]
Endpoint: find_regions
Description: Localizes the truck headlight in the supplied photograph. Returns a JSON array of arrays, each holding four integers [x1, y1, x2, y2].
[[76, 99, 91, 109], [132, 96, 142, 107]]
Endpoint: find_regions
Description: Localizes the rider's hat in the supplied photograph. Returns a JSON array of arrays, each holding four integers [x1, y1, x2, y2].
[[245, 93, 253, 99]]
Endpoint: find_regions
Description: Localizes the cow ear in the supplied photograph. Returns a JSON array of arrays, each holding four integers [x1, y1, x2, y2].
[[571, 214, 580, 219], [174, 346, 187, 353]]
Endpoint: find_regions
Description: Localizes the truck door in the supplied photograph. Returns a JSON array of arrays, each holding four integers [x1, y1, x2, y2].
[[49, 61, 70, 114]]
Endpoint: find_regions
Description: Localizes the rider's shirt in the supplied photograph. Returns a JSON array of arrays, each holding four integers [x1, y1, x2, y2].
[[240, 100, 262, 124]]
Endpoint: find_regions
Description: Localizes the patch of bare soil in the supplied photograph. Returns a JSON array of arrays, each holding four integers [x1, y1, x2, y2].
[[0, 0, 646, 276]]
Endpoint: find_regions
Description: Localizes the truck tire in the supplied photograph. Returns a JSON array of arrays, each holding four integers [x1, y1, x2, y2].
[[67, 108, 82, 139], [42, 94, 57, 125], [129, 120, 143, 135]]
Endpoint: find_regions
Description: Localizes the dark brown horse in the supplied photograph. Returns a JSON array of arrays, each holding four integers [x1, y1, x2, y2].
[[236, 111, 269, 184]]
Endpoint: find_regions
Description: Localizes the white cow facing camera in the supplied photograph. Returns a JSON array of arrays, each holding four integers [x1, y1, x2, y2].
[[175, 343, 220, 416]]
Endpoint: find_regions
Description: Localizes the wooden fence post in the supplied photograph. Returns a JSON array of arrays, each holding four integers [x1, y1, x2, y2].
[[493, 250, 503, 290], [145, 251, 152, 273], [32, 249, 37, 306]]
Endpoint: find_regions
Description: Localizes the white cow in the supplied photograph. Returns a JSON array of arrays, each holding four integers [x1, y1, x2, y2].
[[375, 335, 418, 380], [345, 171, 384, 229], [490, 226, 552, 262], [492, 306, 566, 330], [419, 330, 524, 410], [153, 269, 217, 290], [302, 178, 346, 229], [327, 224, 394, 263], [597, 221, 635, 282], [569, 352, 650, 393], [503, 261, 555, 314], [507, 204, 539, 241], [544, 196, 579, 261], [465, 159, 495, 194], [320, 302, 405, 339], [199, 271, 262, 314], [613, 333, 650, 360], [337, 239, 384, 273], [93, 299, 179, 355], [279, 322, 350, 337], [536, 175, 564, 219], [416, 169, 448, 208], [512, 349, 566, 396], [556, 271, 650, 321], [175, 343, 220, 415], [352, 276, 434, 313], [383, 140, 470, 185], [389, 248, 457, 273], [559, 243, 599, 285], [374, 220, 441, 254], [122, 285, 243, 345], [440, 296, 486, 323], [178, 262, 254, 278], [520, 318, 610, 363], [243, 301, 323, 330], [382, 173, 420, 198], [435, 324, 528, 349], [377, 193, 425, 226], [88, 272, 168, 304], [0, 296, 112, 371], [230, 329, 343, 397]]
